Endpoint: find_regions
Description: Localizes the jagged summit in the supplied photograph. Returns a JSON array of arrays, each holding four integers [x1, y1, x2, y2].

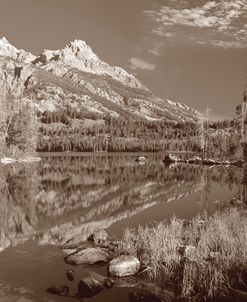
[[34, 39, 145, 90], [0, 36, 18, 55], [67, 39, 99, 61], [37, 39, 99, 65], [0, 36, 36, 63], [0, 37, 10, 44], [0, 37, 145, 90], [0, 36, 202, 123]]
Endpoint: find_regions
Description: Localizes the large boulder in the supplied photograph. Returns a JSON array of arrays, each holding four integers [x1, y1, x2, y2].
[[108, 255, 140, 277], [64, 247, 111, 265]]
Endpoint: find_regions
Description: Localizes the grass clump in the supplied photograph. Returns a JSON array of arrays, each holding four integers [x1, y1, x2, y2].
[[118, 208, 247, 301]]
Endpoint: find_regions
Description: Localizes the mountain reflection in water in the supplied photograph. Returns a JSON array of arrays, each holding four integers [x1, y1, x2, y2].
[[0, 154, 241, 253]]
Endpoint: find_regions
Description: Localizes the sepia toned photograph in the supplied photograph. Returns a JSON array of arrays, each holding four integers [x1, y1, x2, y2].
[[0, 0, 246, 301]]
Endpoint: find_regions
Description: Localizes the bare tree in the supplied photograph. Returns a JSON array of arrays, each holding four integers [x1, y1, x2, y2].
[[198, 107, 212, 159]]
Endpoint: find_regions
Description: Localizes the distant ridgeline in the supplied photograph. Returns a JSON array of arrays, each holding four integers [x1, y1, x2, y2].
[[0, 37, 242, 159]]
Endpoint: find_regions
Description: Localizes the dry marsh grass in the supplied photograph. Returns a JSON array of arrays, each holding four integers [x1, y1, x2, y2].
[[119, 208, 247, 301]]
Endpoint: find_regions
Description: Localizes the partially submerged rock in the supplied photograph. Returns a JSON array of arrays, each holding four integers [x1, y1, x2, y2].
[[46, 285, 69, 296], [78, 272, 114, 298], [163, 154, 180, 165], [187, 156, 202, 164], [108, 255, 140, 277], [136, 156, 147, 165], [0, 156, 42, 165], [230, 197, 242, 207], [202, 159, 221, 166], [65, 247, 111, 265], [66, 269, 74, 281], [0, 157, 17, 164]]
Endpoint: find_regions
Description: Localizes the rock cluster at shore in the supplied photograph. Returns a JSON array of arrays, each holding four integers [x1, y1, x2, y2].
[[47, 211, 247, 302], [62, 229, 141, 277], [48, 227, 180, 301], [46, 228, 144, 299], [163, 153, 243, 167]]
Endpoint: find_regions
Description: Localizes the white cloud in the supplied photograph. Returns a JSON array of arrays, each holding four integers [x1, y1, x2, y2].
[[148, 48, 160, 56], [209, 40, 247, 49], [129, 57, 156, 71], [152, 28, 175, 38], [144, 0, 247, 48], [146, 1, 246, 29]]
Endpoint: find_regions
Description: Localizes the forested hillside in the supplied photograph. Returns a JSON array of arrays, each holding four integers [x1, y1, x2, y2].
[[0, 37, 243, 159]]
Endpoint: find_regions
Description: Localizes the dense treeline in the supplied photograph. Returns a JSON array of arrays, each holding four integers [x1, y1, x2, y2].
[[37, 109, 200, 152], [36, 108, 241, 160], [0, 90, 242, 159]]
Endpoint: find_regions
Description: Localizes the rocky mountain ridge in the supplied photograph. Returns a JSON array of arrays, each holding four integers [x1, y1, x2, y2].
[[34, 39, 146, 90], [0, 37, 201, 123], [0, 37, 35, 64], [0, 37, 204, 152]]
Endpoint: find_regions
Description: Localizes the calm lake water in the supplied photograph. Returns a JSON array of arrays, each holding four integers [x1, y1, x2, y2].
[[0, 153, 242, 302]]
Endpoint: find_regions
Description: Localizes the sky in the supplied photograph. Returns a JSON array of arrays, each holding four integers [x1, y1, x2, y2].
[[0, 0, 246, 120]]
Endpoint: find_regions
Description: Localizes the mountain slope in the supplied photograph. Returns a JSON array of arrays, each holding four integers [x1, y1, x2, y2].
[[0, 37, 201, 121], [0, 37, 202, 152]]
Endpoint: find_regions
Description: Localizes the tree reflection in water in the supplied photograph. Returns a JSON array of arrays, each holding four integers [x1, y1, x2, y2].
[[0, 155, 242, 252]]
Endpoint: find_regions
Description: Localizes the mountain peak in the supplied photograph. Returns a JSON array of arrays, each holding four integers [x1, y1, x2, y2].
[[0, 36, 17, 51], [65, 39, 99, 62], [0, 37, 36, 63], [0, 37, 10, 45], [35, 39, 145, 90], [68, 39, 88, 48], [0, 36, 201, 126]]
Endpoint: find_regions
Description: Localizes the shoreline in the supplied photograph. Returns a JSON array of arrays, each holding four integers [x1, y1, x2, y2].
[[117, 206, 247, 301], [51, 204, 247, 302]]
